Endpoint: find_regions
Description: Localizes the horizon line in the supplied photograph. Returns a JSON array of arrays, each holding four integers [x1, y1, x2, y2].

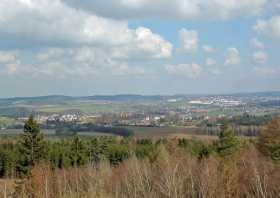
[[1, 90, 280, 100]]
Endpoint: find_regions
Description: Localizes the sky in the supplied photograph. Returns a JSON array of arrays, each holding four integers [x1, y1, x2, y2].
[[0, 0, 280, 97]]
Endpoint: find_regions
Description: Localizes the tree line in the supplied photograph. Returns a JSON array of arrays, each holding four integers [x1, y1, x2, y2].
[[0, 116, 280, 197], [0, 115, 280, 179], [0, 116, 154, 178]]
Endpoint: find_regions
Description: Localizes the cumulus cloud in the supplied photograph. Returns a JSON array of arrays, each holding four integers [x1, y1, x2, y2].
[[63, 0, 267, 20], [165, 63, 202, 78], [202, 45, 216, 53], [225, 48, 240, 65], [253, 15, 280, 40], [0, 0, 128, 46], [0, 0, 174, 78], [0, 0, 172, 59], [178, 29, 198, 52], [250, 38, 264, 49], [120, 27, 172, 59], [252, 51, 268, 64], [4, 47, 146, 78]]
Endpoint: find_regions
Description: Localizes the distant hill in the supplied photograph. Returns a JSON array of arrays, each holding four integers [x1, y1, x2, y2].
[[0, 91, 280, 105], [0, 91, 280, 104], [0, 107, 33, 117], [0, 95, 74, 105], [84, 94, 167, 101], [230, 91, 280, 97], [0, 91, 279, 116]]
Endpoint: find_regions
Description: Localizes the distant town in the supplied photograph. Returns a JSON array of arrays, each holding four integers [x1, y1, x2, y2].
[[0, 92, 279, 137]]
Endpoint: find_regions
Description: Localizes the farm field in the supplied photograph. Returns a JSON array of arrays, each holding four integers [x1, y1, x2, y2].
[[127, 126, 202, 139], [0, 126, 218, 141], [15, 101, 125, 114], [12, 100, 160, 114], [0, 129, 56, 135], [0, 125, 256, 142]]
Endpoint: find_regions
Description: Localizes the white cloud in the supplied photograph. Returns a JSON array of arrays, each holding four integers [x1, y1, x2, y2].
[[206, 58, 216, 66], [165, 63, 202, 78], [205, 0, 266, 19], [110, 63, 145, 76], [0, 51, 17, 63], [137, 27, 173, 58], [0, 0, 174, 79], [5, 47, 147, 78], [179, 29, 198, 52], [0, 0, 172, 59], [101, 27, 173, 60], [0, 0, 128, 46], [225, 48, 240, 65], [202, 45, 216, 53], [36, 48, 65, 61], [63, 0, 267, 20], [250, 38, 264, 49], [0, 51, 20, 74], [253, 16, 280, 40], [252, 51, 268, 64]]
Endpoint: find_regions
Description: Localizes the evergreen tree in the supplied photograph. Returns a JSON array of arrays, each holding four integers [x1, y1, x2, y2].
[[0, 142, 19, 178], [70, 136, 87, 166], [88, 138, 102, 166], [216, 121, 239, 156], [18, 115, 47, 174], [49, 140, 71, 169]]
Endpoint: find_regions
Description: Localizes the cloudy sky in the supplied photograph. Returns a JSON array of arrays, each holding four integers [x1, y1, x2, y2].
[[0, 0, 280, 97]]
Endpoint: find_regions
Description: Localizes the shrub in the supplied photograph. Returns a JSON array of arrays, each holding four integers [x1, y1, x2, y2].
[[215, 122, 239, 156]]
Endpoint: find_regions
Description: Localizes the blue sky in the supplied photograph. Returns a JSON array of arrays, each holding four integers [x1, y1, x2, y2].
[[0, 0, 280, 97]]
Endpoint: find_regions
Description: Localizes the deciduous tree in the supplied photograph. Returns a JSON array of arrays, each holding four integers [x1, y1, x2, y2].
[[259, 117, 280, 160]]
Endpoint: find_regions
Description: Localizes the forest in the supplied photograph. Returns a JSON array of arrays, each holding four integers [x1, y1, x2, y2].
[[0, 116, 279, 197]]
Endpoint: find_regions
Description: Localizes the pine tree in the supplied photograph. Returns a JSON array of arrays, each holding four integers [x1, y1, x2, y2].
[[18, 115, 47, 174], [88, 138, 102, 166], [70, 136, 87, 166], [216, 121, 239, 156]]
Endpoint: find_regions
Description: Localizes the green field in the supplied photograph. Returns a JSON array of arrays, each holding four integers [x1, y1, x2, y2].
[[0, 117, 16, 127], [15, 101, 141, 114], [127, 126, 201, 138]]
